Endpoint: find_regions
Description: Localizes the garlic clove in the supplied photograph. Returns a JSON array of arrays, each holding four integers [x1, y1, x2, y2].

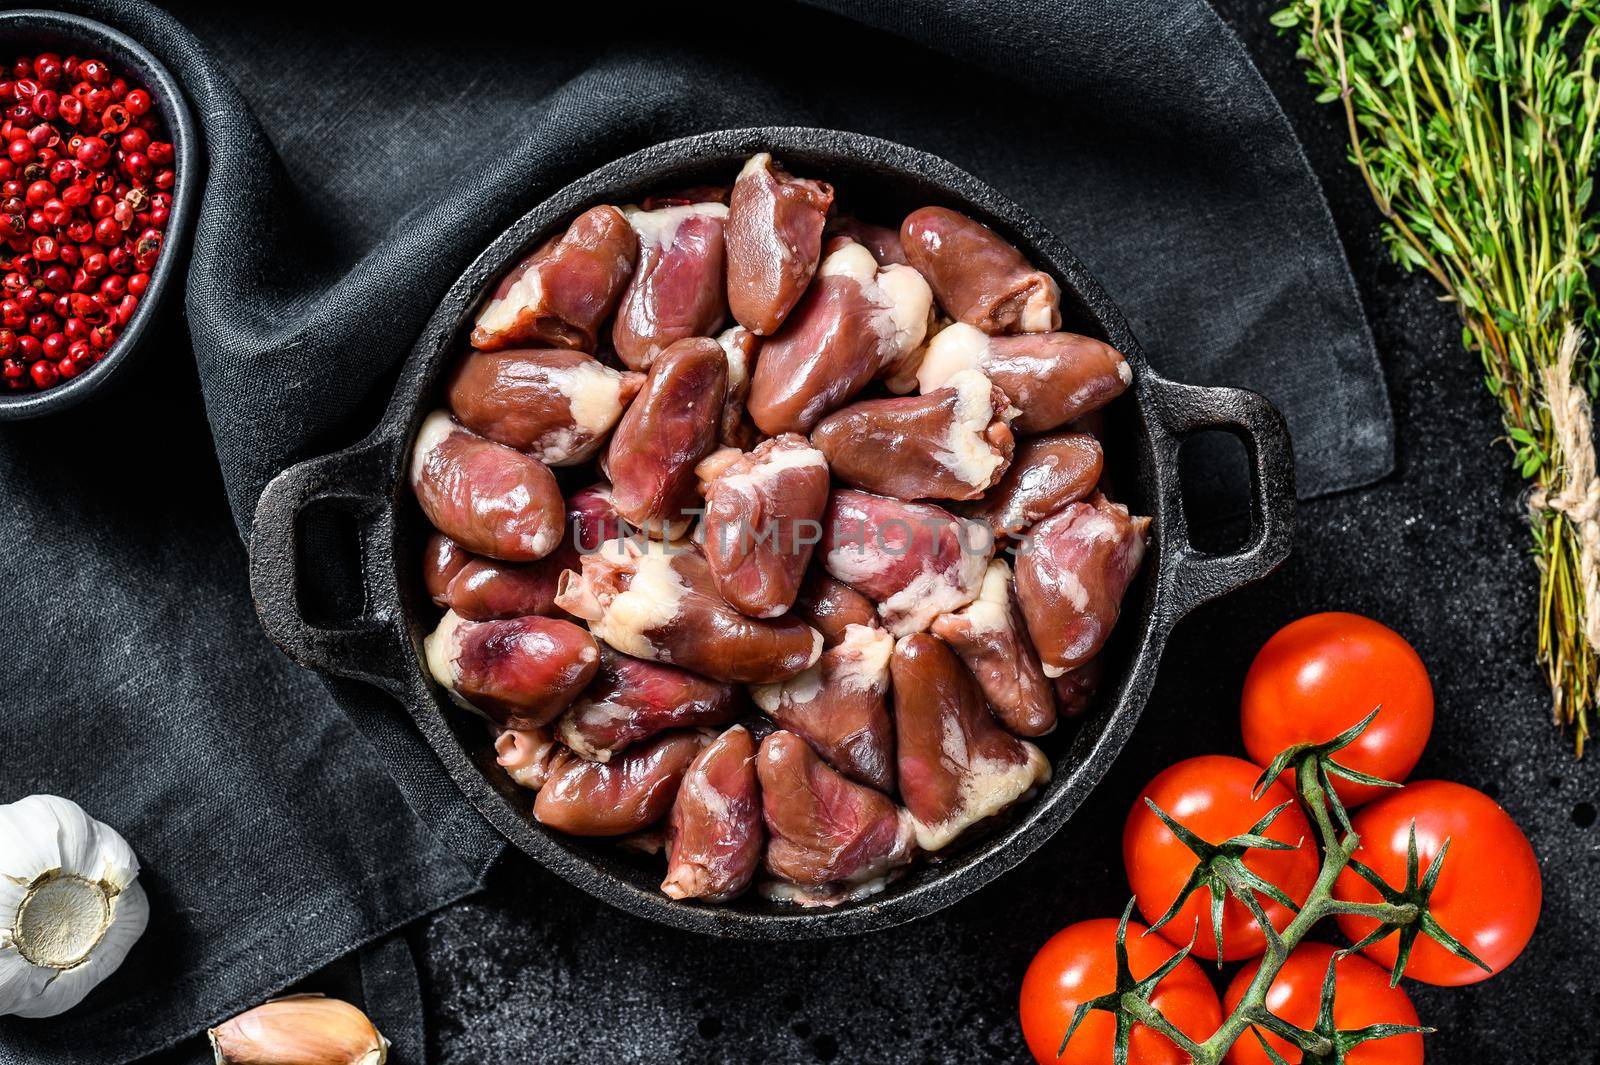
[[0, 794, 149, 1018], [208, 994, 390, 1065], [0, 938, 54, 1013]]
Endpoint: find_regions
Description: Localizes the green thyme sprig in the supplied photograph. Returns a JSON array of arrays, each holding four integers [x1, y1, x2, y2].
[[1272, 0, 1600, 753]]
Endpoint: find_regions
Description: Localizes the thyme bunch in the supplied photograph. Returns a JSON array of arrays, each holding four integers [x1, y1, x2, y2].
[[1273, 0, 1600, 752]]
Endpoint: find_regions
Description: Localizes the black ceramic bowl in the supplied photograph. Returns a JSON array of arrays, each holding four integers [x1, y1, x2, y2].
[[249, 128, 1295, 938], [0, 9, 198, 420]]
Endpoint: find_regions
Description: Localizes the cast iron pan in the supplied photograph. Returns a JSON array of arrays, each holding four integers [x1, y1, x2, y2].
[[248, 128, 1296, 939]]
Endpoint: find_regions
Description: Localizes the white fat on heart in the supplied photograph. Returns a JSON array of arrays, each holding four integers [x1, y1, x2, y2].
[[825, 539, 892, 587], [879, 536, 989, 636], [716, 326, 752, 393], [818, 240, 879, 284], [931, 369, 1008, 489], [911, 732, 1051, 852], [474, 263, 544, 335], [1061, 507, 1121, 546], [564, 359, 629, 431], [410, 409, 458, 485], [585, 538, 691, 660], [518, 486, 562, 558], [819, 243, 933, 363], [738, 152, 772, 181], [695, 446, 745, 485], [833, 624, 893, 692], [916, 322, 991, 394], [954, 559, 1015, 637], [624, 201, 728, 252], [534, 427, 583, 467], [714, 440, 827, 496], [756, 621, 888, 710], [1019, 273, 1062, 333], [872, 265, 933, 358], [423, 609, 468, 688], [555, 697, 631, 762], [531, 359, 630, 465], [750, 665, 820, 713]]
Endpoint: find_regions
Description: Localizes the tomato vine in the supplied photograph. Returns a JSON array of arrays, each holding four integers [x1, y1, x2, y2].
[[1061, 712, 1486, 1064]]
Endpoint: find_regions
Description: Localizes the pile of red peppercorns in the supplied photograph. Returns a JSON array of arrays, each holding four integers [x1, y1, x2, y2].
[[0, 51, 175, 393]]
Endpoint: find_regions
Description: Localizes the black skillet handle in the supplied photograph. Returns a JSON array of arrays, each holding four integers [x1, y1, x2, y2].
[[1145, 376, 1296, 621], [248, 440, 410, 695]]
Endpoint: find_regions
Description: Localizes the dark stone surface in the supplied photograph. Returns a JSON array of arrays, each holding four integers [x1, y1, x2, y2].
[[414, 5, 1600, 1061]]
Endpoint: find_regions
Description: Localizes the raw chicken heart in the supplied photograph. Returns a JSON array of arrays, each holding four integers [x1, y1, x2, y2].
[[534, 730, 707, 836], [471, 204, 638, 352], [612, 202, 729, 370], [554, 538, 822, 684], [725, 153, 834, 335], [555, 645, 738, 762], [900, 206, 1060, 334], [931, 559, 1057, 737], [1014, 494, 1150, 676], [891, 633, 1050, 851], [811, 369, 1014, 502], [917, 322, 1130, 433], [698, 434, 831, 618], [410, 411, 566, 562], [751, 622, 896, 793], [607, 337, 727, 538], [820, 489, 991, 636], [662, 725, 764, 902], [424, 611, 599, 729], [747, 240, 932, 435], [757, 730, 915, 907], [447, 347, 643, 465], [966, 432, 1103, 538]]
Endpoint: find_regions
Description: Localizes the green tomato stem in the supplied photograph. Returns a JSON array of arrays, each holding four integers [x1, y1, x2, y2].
[[1326, 899, 1418, 923], [1184, 755, 1363, 1065], [1122, 993, 1205, 1057]]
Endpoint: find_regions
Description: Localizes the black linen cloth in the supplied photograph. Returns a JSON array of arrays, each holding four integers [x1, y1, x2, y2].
[[0, 0, 1390, 1060]]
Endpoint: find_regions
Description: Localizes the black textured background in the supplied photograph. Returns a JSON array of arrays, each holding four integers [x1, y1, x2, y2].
[[409, 4, 1600, 1063]]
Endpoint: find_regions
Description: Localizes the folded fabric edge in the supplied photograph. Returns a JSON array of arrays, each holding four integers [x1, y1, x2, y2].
[[358, 934, 426, 1065], [1198, 0, 1398, 499]]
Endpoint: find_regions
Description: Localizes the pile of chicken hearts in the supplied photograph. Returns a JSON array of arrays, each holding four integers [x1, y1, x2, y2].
[[411, 152, 1149, 908]]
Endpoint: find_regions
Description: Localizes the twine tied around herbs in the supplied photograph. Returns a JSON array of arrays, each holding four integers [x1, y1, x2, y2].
[[1529, 325, 1600, 667]]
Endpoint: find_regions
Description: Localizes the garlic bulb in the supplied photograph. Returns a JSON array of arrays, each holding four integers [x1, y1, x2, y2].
[[0, 794, 149, 1018], [209, 994, 390, 1065]]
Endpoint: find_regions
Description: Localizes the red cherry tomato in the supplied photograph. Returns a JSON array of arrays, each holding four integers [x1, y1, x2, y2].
[[1222, 943, 1423, 1065], [1019, 917, 1222, 1065], [1241, 612, 1433, 806], [1123, 755, 1320, 962], [1334, 780, 1541, 986]]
